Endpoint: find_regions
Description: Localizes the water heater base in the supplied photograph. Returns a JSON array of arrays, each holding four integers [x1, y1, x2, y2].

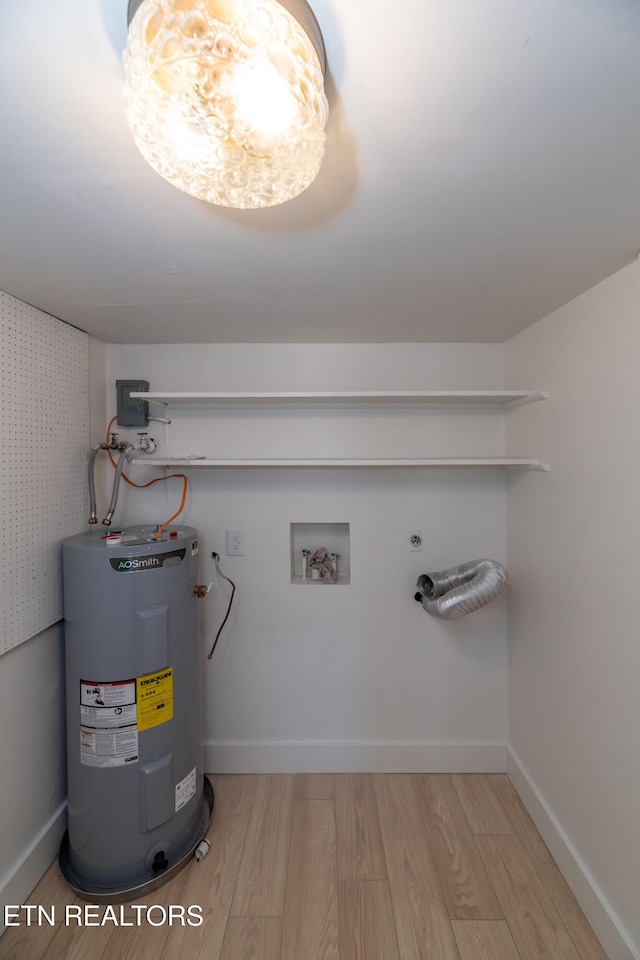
[[59, 775, 214, 903]]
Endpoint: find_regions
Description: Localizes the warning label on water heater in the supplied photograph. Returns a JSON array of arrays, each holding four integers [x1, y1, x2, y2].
[[79, 671, 173, 766], [136, 668, 174, 732], [175, 766, 197, 812], [80, 679, 138, 767]]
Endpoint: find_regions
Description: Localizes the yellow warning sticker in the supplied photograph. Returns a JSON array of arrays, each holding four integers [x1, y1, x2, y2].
[[136, 668, 173, 732]]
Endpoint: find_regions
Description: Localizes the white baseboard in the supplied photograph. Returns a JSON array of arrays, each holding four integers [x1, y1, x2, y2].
[[507, 746, 639, 960], [204, 739, 507, 774], [0, 801, 67, 937]]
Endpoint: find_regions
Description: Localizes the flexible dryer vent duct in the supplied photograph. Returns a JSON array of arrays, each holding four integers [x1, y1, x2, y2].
[[415, 559, 506, 620]]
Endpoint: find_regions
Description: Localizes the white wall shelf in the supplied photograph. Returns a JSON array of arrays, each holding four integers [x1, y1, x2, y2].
[[127, 388, 548, 470], [131, 457, 548, 470], [132, 389, 547, 407]]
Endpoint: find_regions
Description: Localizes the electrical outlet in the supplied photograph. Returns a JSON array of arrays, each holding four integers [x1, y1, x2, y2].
[[226, 529, 244, 556], [409, 530, 423, 552]]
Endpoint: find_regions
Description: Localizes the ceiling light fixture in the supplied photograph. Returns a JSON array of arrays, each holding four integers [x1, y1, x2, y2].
[[123, 0, 329, 209]]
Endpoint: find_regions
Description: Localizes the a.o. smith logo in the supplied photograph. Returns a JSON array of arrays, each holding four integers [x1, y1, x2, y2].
[[109, 548, 186, 572]]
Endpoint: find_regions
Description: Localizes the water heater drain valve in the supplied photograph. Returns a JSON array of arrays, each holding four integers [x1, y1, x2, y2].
[[194, 839, 210, 862]]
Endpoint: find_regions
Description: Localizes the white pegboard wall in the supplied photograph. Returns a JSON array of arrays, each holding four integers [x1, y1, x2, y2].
[[1, 291, 89, 655]]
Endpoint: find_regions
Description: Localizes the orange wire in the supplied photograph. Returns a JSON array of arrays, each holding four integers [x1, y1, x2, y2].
[[106, 416, 188, 539]]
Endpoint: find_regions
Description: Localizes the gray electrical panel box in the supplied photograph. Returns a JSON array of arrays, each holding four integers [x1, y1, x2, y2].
[[116, 379, 149, 427]]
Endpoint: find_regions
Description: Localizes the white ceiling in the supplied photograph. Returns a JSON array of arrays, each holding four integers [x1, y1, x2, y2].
[[2, 0, 640, 344]]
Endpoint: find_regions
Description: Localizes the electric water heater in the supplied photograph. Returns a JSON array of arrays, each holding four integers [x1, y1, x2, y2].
[[59, 524, 213, 900]]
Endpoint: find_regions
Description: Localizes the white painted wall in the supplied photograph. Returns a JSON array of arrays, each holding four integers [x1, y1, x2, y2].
[[106, 343, 510, 772], [505, 261, 640, 960], [0, 626, 66, 931]]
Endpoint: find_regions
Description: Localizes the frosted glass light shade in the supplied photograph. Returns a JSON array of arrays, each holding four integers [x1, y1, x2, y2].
[[123, 0, 329, 209]]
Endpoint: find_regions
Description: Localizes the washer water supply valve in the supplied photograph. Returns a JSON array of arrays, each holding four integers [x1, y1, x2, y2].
[[301, 548, 339, 582]]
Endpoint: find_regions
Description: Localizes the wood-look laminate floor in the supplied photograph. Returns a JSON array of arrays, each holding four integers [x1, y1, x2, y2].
[[0, 774, 610, 960]]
